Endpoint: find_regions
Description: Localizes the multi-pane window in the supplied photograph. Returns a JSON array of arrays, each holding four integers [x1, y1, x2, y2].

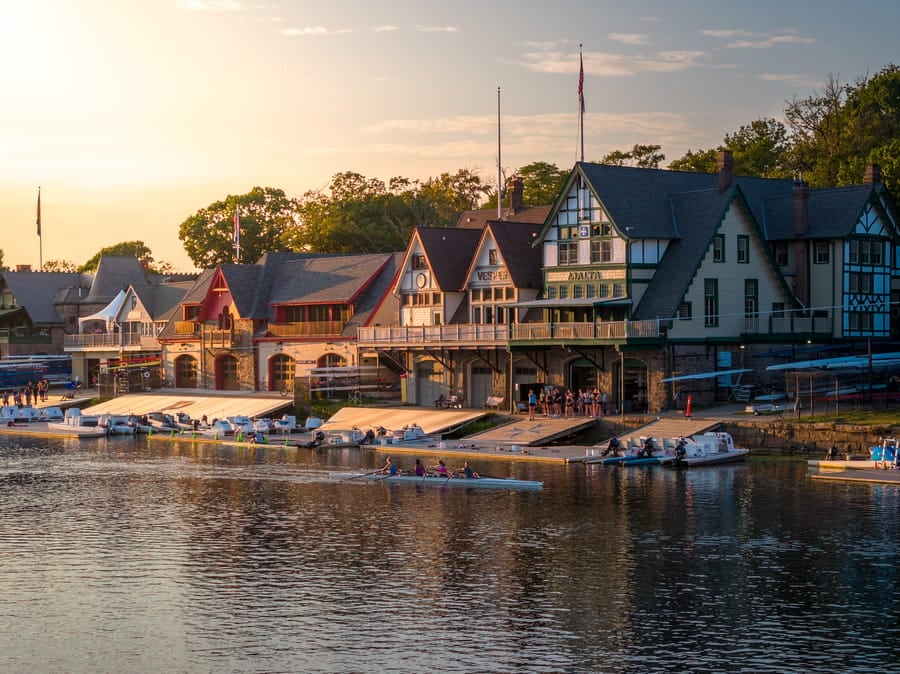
[[704, 279, 719, 327], [850, 239, 884, 265], [677, 302, 692, 320], [590, 239, 612, 263], [558, 242, 578, 265], [814, 241, 829, 264], [772, 302, 785, 319], [412, 254, 427, 269], [849, 272, 873, 293], [713, 235, 725, 262], [744, 279, 758, 317], [737, 236, 749, 263], [471, 286, 510, 324]]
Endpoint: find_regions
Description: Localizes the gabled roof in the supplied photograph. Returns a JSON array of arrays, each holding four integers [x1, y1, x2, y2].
[[270, 253, 394, 305], [632, 188, 733, 321], [468, 220, 543, 290], [340, 252, 404, 335], [216, 264, 264, 318], [414, 227, 481, 291], [761, 185, 876, 240], [0, 271, 89, 324], [83, 256, 149, 304], [130, 282, 194, 321]]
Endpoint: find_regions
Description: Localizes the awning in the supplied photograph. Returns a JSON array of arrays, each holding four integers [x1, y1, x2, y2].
[[503, 297, 633, 309], [78, 289, 126, 331]]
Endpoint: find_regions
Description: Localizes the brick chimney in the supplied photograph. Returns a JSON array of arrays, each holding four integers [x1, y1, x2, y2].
[[15, 264, 32, 272], [717, 150, 734, 193], [792, 180, 809, 236], [507, 177, 524, 214], [864, 163, 881, 185]]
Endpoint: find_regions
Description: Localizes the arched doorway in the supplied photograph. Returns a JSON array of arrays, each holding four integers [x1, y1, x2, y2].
[[269, 354, 295, 392], [175, 354, 198, 388], [216, 354, 240, 390]]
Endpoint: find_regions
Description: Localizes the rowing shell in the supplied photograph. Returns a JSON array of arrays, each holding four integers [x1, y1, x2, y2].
[[332, 472, 543, 490]]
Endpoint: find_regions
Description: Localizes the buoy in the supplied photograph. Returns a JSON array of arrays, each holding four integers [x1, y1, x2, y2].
[[685, 395, 693, 418]]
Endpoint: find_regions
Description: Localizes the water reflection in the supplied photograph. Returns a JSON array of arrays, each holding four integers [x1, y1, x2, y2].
[[0, 435, 897, 673]]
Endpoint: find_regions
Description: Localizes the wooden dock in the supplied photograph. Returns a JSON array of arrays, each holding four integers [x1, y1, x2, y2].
[[811, 469, 900, 486]]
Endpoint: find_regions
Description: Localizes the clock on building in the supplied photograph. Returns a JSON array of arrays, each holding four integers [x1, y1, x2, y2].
[[416, 273, 427, 288]]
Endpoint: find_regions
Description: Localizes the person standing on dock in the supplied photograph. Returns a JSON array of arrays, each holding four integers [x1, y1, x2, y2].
[[527, 389, 537, 420]]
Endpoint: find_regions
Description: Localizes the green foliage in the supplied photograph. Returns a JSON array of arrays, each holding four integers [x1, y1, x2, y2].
[[668, 148, 719, 173], [79, 241, 154, 272], [42, 259, 78, 272], [283, 169, 492, 254], [0, 249, 5, 271], [178, 186, 296, 268], [597, 144, 665, 169]]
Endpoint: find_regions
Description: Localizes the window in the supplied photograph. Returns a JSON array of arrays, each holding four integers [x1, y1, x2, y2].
[[612, 283, 625, 298], [744, 279, 758, 317], [472, 307, 481, 323], [412, 254, 427, 270], [586, 284, 597, 298], [591, 239, 612, 263], [573, 285, 584, 299], [737, 236, 749, 264], [677, 302, 692, 320], [558, 242, 578, 265], [558, 286, 569, 299], [704, 279, 719, 327], [713, 235, 725, 262], [547, 286, 558, 299], [814, 241, 829, 264], [591, 222, 612, 237], [488, 249, 499, 265], [772, 302, 785, 319], [774, 242, 788, 266], [872, 240, 883, 265]]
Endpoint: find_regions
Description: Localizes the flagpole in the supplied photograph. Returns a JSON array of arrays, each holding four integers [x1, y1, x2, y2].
[[497, 86, 502, 220], [578, 44, 585, 163], [37, 186, 43, 270], [233, 205, 241, 264]]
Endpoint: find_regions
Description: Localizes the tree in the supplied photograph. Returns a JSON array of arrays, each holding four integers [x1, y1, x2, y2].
[[42, 259, 78, 272], [516, 162, 568, 205], [668, 148, 719, 173], [597, 144, 665, 168], [178, 187, 297, 268], [284, 169, 493, 254], [0, 249, 6, 271], [79, 241, 154, 272], [723, 118, 792, 179]]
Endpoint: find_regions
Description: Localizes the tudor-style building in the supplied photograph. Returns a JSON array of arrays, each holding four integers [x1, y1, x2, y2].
[[361, 152, 899, 413], [157, 251, 400, 393]]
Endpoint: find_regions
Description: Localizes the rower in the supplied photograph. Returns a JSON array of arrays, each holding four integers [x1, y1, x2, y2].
[[453, 461, 480, 479]]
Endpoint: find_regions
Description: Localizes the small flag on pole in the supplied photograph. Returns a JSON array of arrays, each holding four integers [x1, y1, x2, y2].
[[36, 188, 41, 236], [233, 205, 241, 263]]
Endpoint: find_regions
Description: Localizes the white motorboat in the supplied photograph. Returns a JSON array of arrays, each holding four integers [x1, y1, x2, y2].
[[1, 405, 40, 423], [47, 408, 106, 438], [38, 406, 65, 422], [660, 432, 749, 468], [99, 414, 137, 435]]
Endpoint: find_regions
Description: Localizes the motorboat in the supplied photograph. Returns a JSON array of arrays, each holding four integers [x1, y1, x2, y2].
[[47, 408, 106, 438], [1, 405, 41, 424], [660, 432, 749, 468], [38, 406, 65, 421], [333, 472, 543, 490], [99, 414, 137, 435]]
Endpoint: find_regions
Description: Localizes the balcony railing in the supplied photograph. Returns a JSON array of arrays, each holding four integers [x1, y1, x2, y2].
[[174, 321, 199, 336], [64, 333, 160, 350], [268, 321, 345, 337], [742, 315, 833, 336], [358, 324, 509, 347], [510, 319, 662, 342]]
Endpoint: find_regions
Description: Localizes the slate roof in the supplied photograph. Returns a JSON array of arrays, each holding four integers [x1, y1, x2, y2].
[[0, 271, 89, 324], [131, 282, 194, 321], [83, 256, 149, 304], [761, 185, 874, 240], [341, 253, 404, 336], [416, 227, 481, 291], [270, 253, 394, 306], [483, 220, 543, 290], [632, 188, 733, 321]]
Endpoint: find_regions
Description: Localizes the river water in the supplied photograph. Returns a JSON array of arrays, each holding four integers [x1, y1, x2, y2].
[[0, 434, 897, 673]]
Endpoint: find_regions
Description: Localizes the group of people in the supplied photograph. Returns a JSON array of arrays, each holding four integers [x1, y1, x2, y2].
[[1, 379, 51, 408], [527, 387, 609, 421], [379, 457, 480, 479]]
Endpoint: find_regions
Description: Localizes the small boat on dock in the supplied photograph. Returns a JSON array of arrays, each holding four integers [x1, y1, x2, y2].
[[332, 472, 543, 490], [660, 432, 749, 468], [869, 438, 900, 469], [47, 408, 107, 438]]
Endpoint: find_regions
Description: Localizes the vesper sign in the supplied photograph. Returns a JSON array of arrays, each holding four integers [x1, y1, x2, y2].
[[475, 270, 509, 282]]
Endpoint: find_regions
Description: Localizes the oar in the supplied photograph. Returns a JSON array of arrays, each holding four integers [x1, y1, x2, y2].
[[345, 470, 381, 481]]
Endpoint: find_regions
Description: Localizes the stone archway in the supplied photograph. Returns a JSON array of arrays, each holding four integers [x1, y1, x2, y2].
[[174, 354, 198, 388], [269, 353, 295, 392], [216, 354, 240, 390]]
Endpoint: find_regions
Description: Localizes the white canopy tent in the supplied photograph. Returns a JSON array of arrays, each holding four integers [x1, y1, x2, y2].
[[77, 289, 127, 333]]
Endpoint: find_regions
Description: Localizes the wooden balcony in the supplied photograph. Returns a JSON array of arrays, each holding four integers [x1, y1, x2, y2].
[[64, 333, 159, 351], [268, 321, 345, 337], [358, 324, 508, 348], [174, 321, 199, 336]]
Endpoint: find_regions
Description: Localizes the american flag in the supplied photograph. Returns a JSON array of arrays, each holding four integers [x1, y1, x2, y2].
[[578, 50, 585, 113], [233, 206, 240, 247]]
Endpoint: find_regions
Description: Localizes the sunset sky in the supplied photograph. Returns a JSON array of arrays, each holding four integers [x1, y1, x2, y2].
[[2, 0, 897, 272]]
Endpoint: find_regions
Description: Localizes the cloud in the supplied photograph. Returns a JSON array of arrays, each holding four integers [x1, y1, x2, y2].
[[175, 0, 242, 10], [608, 33, 649, 46], [414, 25, 459, 33], [279, 26, 352, 37], [513, 48, 708, 77], [758, 72, 822, 88], [374, 25, 400, 32], [702, 28, 814, 48]]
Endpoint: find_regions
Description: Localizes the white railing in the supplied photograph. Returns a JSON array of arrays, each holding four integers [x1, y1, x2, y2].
[[510, 319, 661, 341]]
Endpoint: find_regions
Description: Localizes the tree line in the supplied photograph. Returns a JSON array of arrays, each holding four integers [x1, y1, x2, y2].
[[3, 64, 897, 272]]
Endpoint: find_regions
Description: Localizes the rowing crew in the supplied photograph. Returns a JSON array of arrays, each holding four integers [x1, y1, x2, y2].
[[379, 457, 480, 479]]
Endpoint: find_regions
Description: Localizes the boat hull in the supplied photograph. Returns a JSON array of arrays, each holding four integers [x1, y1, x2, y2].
[[47, 423, 107, 438]]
